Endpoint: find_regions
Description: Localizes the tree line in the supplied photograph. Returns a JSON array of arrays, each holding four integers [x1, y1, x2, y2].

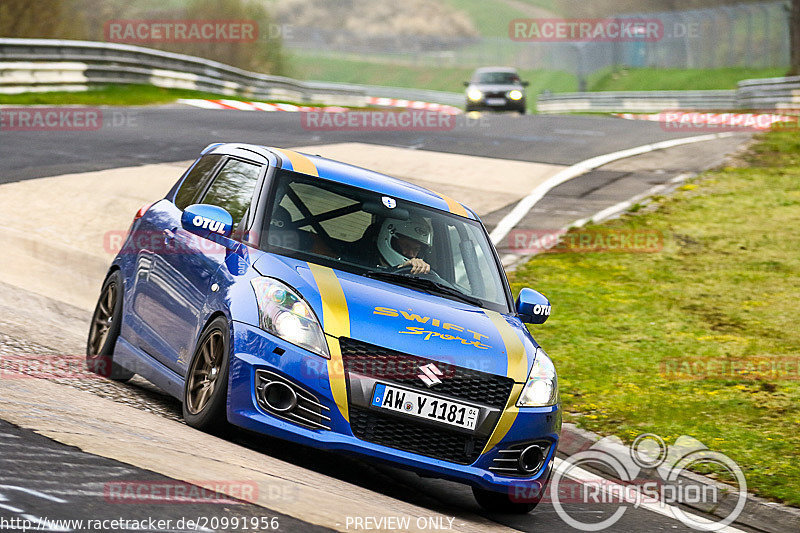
[[0, 0, 285, 75]]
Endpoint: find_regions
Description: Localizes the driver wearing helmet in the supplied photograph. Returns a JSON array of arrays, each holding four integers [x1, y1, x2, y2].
[[376, 216, 433, 275]]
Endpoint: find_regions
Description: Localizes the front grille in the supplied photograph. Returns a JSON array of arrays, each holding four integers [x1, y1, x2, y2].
[[340, 337, 514, 409], [349, 407, 489, 465], [483, 91, 507, 99]]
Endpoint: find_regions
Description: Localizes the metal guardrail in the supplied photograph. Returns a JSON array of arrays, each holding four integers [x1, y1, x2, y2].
[[328, 83, 465, 107], [737, 75, 800, 110], [1, 39, 797, 114], [536, 90, 738, 113], [537, 77, 800, 114], [0, 38, 368, 106]]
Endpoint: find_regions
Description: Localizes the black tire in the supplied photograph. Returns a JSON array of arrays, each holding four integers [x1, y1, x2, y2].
[[182, 316, 231, 434], [473, 484, 543, 514], [86, 270, 134, 381]]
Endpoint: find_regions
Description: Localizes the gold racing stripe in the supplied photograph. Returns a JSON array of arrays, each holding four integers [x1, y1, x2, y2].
[[434, 192, 470, 218], [482, 384, 523, 454], [484, 309, 528, 381], [308, 263, 350, 422], [273, 148, 319, 177], [481, 310, 530, 454]]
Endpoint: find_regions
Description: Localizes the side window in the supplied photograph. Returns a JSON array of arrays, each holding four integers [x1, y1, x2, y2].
[[447, 223, 499, 301], [174, 155, 222, 210], [199, 159, 262, 230]]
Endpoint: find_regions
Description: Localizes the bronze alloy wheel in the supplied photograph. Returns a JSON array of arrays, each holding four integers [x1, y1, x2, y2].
[[186, 329, 225, 415], [86, 271, 134, 381], [88, 280, 117, 356]]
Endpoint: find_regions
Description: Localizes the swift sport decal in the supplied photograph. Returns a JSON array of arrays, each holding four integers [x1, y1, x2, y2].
[[373, 306, 492, 350], [308, 263, 350, 422]]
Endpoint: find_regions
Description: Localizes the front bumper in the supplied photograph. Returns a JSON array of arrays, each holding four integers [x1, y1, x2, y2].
[[227, 321, 561, 492], [465, 98, 526, 113]]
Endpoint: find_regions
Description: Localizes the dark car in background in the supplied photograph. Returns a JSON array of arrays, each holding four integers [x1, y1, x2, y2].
[[464, 67, 529, 114]]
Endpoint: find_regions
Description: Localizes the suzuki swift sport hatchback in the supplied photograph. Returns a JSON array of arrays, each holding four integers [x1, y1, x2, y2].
[[87, 143, 560, 513]]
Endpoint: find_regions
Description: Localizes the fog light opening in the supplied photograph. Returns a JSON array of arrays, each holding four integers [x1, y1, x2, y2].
[[518, 444, 545, 474], [262, 381, 298, 413]]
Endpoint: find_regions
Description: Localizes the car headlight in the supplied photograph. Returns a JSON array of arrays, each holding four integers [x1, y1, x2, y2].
[[508, 89, 524, 101], [251, 277, 330, 359], [517, 347, 558, 407], [467, 89, 483, 102]]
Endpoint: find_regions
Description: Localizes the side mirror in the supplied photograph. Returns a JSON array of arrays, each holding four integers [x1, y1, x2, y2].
[[516, 288, 551, 325], [521, 80, 530, 87], [463, 81, 470, 87], [181, 204, 233, 239]]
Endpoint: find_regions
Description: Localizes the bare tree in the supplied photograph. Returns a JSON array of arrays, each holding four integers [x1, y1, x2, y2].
[[791, 0, 800, 75], [0, 0, 84, 39]]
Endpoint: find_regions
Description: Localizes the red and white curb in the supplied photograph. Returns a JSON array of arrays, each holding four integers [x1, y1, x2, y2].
[[177, 99, 349, 112], [178, 98, 462, 115], [366, 97, 462, 115]]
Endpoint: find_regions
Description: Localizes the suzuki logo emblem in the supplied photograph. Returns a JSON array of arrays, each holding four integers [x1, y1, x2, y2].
[[418, 363, 443, 387]]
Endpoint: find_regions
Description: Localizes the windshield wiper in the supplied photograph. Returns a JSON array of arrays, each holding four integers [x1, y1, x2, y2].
[[365, 271, 483, 307]]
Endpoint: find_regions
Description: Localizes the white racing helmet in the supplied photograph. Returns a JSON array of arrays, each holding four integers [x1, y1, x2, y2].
[[377, 216, 433, 266]]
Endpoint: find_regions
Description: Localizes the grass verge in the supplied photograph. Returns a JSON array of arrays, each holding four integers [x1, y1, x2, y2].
[[589, 67, 787, 91], [289, 53, 577, 111], [509, 130, 800, 506], [0, 85, 278, 106]]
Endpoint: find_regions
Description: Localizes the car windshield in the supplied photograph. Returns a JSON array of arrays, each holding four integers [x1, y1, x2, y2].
[[260, 169, 511, 313], [474, 71, 520, 84]]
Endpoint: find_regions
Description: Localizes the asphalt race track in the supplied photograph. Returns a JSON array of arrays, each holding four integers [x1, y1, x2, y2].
[[0, 107, 755, 532]]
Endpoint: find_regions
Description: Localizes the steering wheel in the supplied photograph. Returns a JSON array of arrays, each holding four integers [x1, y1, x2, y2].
[[391, 264, 455, 287]]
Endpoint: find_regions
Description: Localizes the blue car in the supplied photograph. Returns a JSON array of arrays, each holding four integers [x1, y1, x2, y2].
[[86, 143, 561, 513]]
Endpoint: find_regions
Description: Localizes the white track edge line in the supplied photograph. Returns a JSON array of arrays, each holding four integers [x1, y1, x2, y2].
[[553, 457, 747, 532], [499, 172, 696, 268], [489, 132, 736, 245]]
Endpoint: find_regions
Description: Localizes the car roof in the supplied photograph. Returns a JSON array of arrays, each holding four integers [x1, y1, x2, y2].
[[473, 66, 519, 74], [203, 143, 477, 220]]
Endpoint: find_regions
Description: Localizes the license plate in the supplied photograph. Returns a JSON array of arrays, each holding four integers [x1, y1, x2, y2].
[[371, 383, 479, 431], [486, 98, 506, 106]]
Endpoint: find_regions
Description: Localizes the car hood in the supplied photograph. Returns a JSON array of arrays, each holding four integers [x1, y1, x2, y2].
[[253, 254, 536, 381], [468, 83, 525, 93]]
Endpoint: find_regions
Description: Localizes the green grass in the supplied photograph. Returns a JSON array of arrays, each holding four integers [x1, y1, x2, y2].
[[0, 85, 260, 106], [444, 0, 529, 37], [589, 67, 788, 91], [509, 130, 800, 505], [289, 53, 577, 111], [0, 84, 322, 108]]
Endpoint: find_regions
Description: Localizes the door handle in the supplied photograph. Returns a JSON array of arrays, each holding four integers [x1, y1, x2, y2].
[[163, 228, 175, 246]]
